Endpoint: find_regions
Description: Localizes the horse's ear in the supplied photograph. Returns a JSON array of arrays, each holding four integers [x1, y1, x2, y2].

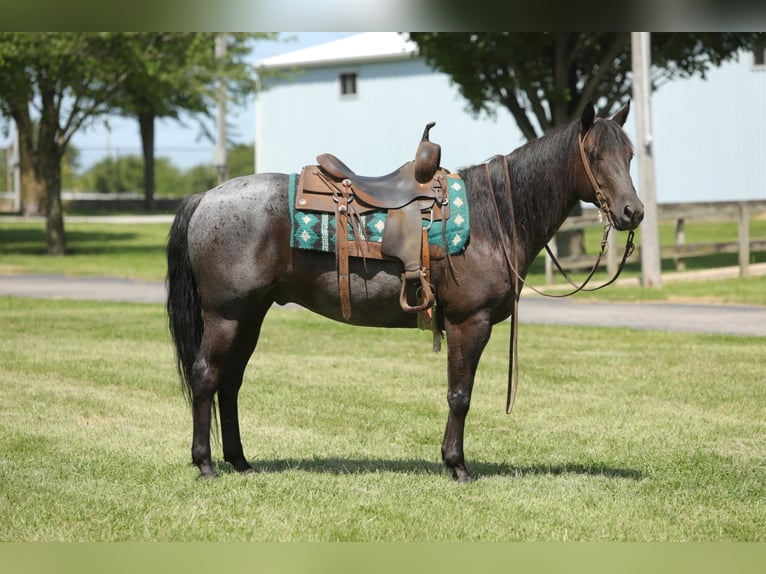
[[611, 101, 630, 126], [580, 101, 596, 134]]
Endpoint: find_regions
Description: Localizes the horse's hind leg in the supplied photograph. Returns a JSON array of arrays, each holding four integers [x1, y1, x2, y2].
[[190, 339, 221, 478], [217, 304, 271, 474], [190, 304, 267, 478], [442, 311, 492, 482]]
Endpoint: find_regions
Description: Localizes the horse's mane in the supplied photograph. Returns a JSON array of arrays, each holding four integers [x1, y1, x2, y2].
[[459, 121, 581, 254], [458, 117, 632, 261]]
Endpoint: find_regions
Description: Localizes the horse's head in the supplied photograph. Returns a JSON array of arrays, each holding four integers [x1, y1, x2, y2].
[[578, 101, 644, 231]]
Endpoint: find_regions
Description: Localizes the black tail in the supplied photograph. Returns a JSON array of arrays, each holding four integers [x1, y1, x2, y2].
[[166, 193, 205, 405]]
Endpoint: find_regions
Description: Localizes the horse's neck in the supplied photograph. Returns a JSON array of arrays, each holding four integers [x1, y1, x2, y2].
[[509, 128, 581, 268]]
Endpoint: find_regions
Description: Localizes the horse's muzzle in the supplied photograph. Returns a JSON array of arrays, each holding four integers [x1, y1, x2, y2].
[[614, 202, 644, 230]]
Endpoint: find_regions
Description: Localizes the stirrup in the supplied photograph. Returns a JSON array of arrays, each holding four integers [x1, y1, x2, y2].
[[399, 269, 434, 313]]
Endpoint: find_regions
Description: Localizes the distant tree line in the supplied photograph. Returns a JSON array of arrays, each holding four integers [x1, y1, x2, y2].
[[61, 143, 256, 197]]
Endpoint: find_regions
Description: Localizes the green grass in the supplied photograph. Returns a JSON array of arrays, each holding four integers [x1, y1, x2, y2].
[[1, 297, 764, 541], [0, 221, 169, 280], [553, 274, 766, 306]]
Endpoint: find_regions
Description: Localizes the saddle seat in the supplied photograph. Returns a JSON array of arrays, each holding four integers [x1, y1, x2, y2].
[[316, 154, 444, 210]]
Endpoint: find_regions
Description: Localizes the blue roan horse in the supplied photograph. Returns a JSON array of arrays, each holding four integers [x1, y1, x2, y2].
[[167, 102, 643, 482]]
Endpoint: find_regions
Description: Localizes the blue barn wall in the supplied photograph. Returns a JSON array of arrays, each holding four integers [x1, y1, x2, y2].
[[255, 57, 527, 177], [646, 53, 766, 203], [256, 36, 765, 204]]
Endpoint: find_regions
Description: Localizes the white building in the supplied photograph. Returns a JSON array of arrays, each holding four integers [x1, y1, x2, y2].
[[255, 32, 766, 204]]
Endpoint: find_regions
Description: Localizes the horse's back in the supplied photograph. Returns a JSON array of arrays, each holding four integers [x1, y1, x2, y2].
[[187, 173, 292, 307]]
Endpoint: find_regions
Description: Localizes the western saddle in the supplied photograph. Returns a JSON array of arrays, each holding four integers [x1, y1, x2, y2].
[[296, 122, 452, 321]]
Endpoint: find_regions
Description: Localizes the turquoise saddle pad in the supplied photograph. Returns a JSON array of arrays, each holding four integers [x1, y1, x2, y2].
[[288, 173, 470, 255]]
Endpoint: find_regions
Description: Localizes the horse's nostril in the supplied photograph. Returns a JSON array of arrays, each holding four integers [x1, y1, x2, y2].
[[624, 205, 639, 223], [623, 204, 644, 226]]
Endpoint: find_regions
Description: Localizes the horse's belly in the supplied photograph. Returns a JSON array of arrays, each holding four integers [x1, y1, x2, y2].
[[275, 251, 418, 328]]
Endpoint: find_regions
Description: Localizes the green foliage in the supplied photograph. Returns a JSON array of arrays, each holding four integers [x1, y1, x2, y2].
[[0, 33, 144, 250], [182, 164, 217, 196], [0, 33, 132, 151], [227, 142, 255, 178], [76, 156, 142, 194], [108, 33, 271, 131], [1, 298, 764, 541], [61, 141, 254, 197], [72, 155, 185, 196], [408, 33, 765, 138], [68, 151, 240, 197]]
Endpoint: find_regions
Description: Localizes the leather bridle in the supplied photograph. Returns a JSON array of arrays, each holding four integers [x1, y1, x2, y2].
[[486, 128, 636, 414]]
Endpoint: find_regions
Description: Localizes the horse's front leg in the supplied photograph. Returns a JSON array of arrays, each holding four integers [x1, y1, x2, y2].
[[442, 311, 492, 482]]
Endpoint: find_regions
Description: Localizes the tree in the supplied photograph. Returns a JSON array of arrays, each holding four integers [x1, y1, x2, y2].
[[408, 32, 765, 255], [183, 164, 217, 197], [77, 155, 143, 194], [227, 142, 255, 179], [108, 33, 274, 210], [409, 33, 764, 138], [0, 33, 130, 254]]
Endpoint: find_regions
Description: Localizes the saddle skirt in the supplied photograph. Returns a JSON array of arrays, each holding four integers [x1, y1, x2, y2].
[[289, 169, 470, 258]]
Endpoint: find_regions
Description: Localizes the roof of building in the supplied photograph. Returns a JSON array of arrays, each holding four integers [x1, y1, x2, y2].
[[255, 32, 418, 70]]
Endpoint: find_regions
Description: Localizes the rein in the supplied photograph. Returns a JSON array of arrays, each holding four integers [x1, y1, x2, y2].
[[487, 131, 636, 415]]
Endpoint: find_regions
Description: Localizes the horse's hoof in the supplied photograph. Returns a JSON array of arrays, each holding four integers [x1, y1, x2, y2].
[[451, 467, 474, 483], [228, 458, 257, 474], [197, 464, 219, 480]]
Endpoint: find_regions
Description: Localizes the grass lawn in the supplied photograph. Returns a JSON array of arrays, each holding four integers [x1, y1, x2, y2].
[[1, 297, 764, 541], [0, 220, 169, 280]]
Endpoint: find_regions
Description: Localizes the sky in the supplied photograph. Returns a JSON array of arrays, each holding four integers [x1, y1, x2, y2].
[[2, 32, 356, 174]]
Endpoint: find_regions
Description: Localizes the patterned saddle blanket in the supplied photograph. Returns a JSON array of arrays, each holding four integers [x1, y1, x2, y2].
[[288, 172, 470, 256]]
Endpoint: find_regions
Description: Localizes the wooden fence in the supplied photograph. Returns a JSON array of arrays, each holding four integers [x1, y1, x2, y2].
[[547, 200, 766, 284]]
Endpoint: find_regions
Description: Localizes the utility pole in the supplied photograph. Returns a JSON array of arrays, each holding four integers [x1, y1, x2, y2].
[[631, 31, 662, 288], [214, 33, 228, 184], [253, 70, 262, 173]]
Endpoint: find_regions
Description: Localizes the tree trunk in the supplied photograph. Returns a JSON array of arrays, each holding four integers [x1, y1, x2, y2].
[[18, 129, 45, 216], [551, 33, 584, 258], [41, 151, 66, 255], [20, 163, 44, 216], [139, 112, 156, 211]]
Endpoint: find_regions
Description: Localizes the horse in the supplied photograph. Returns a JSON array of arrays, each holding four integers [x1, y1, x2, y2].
[[166, 101, 644, 482]]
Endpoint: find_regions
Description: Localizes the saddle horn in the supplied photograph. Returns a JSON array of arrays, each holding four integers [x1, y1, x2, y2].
[[414, 121, 441, 184]]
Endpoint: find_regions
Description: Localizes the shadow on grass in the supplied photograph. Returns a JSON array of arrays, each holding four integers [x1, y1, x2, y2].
[[1, 227, 142, 254], [213, 457, 644, 480], [0, 227, 166, 259]]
